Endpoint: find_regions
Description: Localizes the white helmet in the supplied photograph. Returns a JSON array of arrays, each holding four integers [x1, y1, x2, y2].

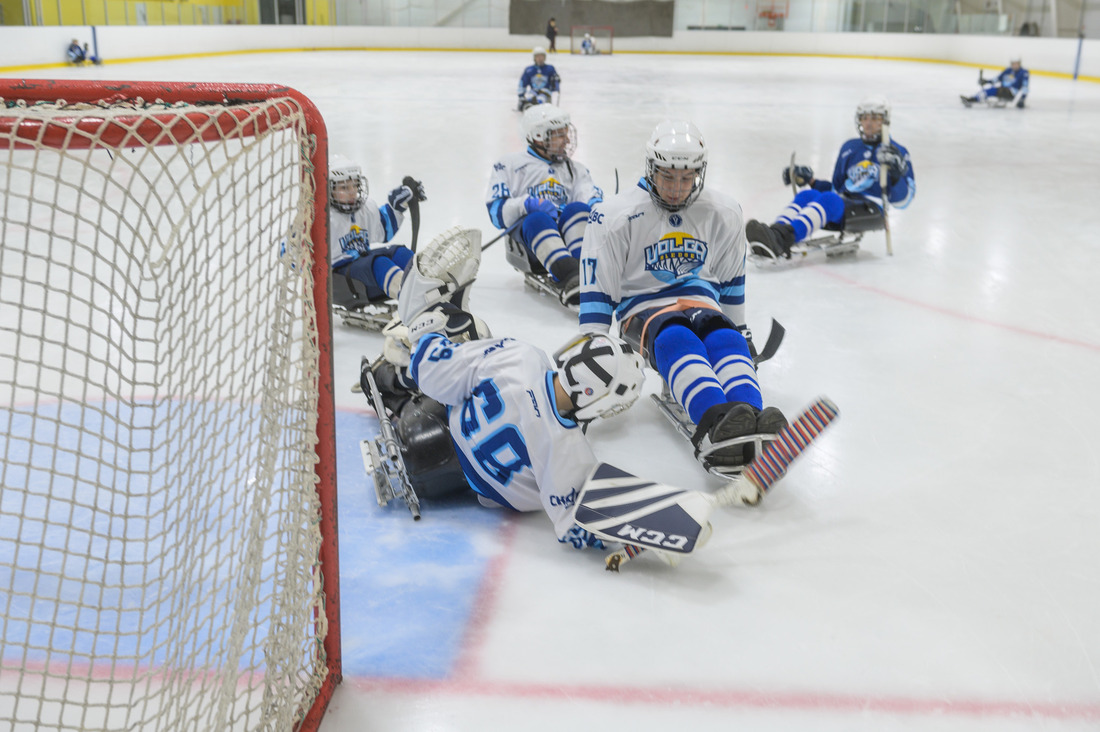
[[855, 95, 891, 143], [533, 46, 547, 61], [522, 104, 576, 162], [329, 154, 367, 214], [644, 119, 708, 212], [553, 334, 645, 423]]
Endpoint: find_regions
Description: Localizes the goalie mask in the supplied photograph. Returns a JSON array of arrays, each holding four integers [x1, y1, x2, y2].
[[397, 226, 482, 326], [553, 334, 645, 423], [645, 119, 708, 212], [855, 95, 891, 144], [522, 104, 576, 163], [329, 154, 367, 215]]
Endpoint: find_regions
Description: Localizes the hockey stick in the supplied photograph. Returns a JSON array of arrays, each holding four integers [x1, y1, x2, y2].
[[600, 396, 840, 571], [788, 151, 798, 196], [402, 176, 423, 252], [879, 125, 893, 257], [614, 168, 619, 195], [481, 213, 528, 252], [753, 318, 785, 366]]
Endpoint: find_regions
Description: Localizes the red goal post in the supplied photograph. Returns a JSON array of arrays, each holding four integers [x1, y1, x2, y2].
[[0, 79, 339, 732], [570, 25, 613, 54]]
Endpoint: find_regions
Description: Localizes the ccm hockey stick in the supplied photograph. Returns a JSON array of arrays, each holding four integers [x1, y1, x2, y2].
[[402, 176, 424, 252], [599, 396, 840, 571], [879, 126, 893, 256]]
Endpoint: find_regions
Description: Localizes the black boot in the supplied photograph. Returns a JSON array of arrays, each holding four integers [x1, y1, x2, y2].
[[691, 402, 758, 468], [746, 220, 795, 259], [549, 257, 581, 307]]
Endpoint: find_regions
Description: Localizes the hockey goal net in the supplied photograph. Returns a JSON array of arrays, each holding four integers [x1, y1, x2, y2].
[[570, 25, 613, 54], [0, 80, 339, 731]]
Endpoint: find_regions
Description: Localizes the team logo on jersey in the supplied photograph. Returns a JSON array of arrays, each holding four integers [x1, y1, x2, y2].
[[669, 214, 682, 226], [644, 231, 707, 282], [339, 225, 369, 255], [846, 159, 878, 193], [529, 176, 567, 205]]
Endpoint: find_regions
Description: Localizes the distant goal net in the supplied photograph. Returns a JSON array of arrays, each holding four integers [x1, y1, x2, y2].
[[0, 80, 339, 732], [570, 25, 613, 54]]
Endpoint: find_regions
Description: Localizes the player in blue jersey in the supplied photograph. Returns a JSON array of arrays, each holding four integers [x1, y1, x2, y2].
[[961, 57, 1029, 108], [578, 120, 788, 471], [517, 47, 560, 111], [486, 104, 603, 306], [745, 95, 915, 258], [328, 154, 426, 303], [66, 39, 85, 64]]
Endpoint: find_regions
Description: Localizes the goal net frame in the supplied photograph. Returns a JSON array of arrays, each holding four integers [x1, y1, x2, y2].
[[569, 25, 614, 54], [0, 79, 340, 732]]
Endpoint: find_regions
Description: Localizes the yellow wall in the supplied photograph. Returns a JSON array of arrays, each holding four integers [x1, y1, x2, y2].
[[20, 0, 251, 25]]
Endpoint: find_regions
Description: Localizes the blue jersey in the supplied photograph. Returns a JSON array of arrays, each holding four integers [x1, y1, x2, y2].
[[518, 64, 560, 96], [409, 334, 599, 543], [813, 137, 915, 209], [996, 66, 1029, 94]]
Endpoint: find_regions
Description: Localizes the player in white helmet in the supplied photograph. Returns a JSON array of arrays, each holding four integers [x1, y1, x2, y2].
[[581, 32, 598, 55], [579, 120, 788, 472], [328, 154, 426, 303], [486, 104, 603, 307], [517, 46, 560, 111], [745, 95, 915, 259], [961, 56, 1029, 108]]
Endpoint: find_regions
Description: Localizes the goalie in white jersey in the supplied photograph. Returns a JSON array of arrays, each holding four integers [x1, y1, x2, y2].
[[391, 237, 646, 548], [486, 105, 603, 305], [579, 120, 787, 470]]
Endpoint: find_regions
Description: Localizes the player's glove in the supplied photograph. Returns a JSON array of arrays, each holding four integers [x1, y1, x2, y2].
[[524, 196, 559, 220], [876, 144, 906, 187], [782, 164, 814, 187], [402, 176, 427, 203], [387, 185, 415, 212]]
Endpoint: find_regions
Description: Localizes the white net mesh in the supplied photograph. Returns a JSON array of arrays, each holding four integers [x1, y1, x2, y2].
[[569, 25, 613, 55], [0, 90, 331, 731]]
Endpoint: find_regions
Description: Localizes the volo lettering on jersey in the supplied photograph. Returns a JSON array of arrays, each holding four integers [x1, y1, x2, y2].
[[644, 231, 708, 282], [528, 177, 567, 206]]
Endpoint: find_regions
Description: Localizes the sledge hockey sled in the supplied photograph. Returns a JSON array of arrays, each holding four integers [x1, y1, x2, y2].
[[503, 234, 579, 312], [331, 273, 397, 332]]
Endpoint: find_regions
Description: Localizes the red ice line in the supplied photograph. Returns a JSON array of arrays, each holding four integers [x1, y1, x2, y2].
[[347, 674, 1100, 721], [818, 269, 1100, 353]]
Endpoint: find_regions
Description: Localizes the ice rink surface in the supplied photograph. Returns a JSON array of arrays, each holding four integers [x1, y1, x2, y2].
[[7, 48, 1100, 730]]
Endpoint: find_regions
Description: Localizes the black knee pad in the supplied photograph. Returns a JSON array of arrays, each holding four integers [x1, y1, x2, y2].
[[686, 308, 736, 339], [395, 395, 469, 500], [840, 198, 885, 233]]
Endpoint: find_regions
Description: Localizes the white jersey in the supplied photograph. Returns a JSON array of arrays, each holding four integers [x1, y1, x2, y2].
[[329, 197, 404, 267], [485, 148, 603, 230], [409, 333, 597, 540], [578, 183, 747, 334]]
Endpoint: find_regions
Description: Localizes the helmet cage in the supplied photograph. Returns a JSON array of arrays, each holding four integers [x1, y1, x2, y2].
[[644, 120, 708, 212], [855, 96, 891, 144], [329, 158, 368, 215], [523, 106, 576, 162]]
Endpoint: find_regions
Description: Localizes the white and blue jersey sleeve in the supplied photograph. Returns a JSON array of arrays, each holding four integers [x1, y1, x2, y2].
[[409, 334, 599, 542], [329, 197, 405, 267], [830, 138, 915, 209], [579, 183, 747, 334]]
